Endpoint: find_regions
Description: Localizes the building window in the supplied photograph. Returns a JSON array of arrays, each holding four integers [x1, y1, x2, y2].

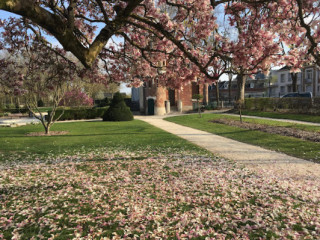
[[192, 82, 199, 96], [306, 69, 313, 81], [288, 73, 292, 82], [269, 88, 274, 95], [306, 85, 312, 92], [287, 86, 292, 92], [297, 72, 302, 80], [280, 74, 285, 83], [250, 82, 254, 88], [280, 86, 285, 93]]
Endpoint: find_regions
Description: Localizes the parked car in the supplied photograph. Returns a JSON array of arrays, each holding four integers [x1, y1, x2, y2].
[[282, 92, 313, 98]]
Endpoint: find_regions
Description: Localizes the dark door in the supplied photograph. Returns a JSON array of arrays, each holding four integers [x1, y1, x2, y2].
[[148, 99, 154, 115], [169, 89, 175, 106]]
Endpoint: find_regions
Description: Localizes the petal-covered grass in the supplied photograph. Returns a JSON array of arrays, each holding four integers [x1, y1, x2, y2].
[[1, 148, 319, 239]]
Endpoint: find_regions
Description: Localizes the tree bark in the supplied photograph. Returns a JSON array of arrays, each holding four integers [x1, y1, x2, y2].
[[45, 125, 50, 135], [291, 72, 298, 92], [0, 0, 143, 68], [236, 73, 245, 105]]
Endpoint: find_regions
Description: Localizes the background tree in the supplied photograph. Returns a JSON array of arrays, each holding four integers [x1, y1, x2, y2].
[[0, 19, 107, 134], [222, 2, 281, 106], [0, 43, 77, 134], [59, 88, 94, 107]]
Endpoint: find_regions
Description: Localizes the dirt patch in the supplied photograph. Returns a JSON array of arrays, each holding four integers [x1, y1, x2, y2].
[[26, 131, 69, 136], [210, 118, 320, 142]]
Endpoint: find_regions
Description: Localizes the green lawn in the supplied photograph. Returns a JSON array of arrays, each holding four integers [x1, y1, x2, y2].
[[37, 107, 53, 112], [165, 113, 320, 162], [0, 120, 205, 161], [238, 110, 320, 123]]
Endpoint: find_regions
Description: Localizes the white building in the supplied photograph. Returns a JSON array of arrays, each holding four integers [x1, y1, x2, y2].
[[273, 66, 302, 97], [302, 65, 320, 96], [273, 65, 320, 97]]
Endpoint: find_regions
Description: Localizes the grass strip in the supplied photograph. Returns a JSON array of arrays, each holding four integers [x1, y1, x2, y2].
[[239, 110, 320, 123], [221, 113, 320, 132], [165, 113, 320, 162]]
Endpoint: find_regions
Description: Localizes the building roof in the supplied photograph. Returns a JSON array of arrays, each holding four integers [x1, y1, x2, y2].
[[277, 66, 291, 72]]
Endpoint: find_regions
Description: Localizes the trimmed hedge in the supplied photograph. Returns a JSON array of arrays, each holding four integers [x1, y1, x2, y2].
[[5, 108, 29, 114], [103, 92, 133, 121], [48, 107, 108, 121], [244, 97, 318, 114]]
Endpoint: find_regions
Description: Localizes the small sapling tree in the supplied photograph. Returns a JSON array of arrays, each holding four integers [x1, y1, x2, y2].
[[193, 94, 203, 118]]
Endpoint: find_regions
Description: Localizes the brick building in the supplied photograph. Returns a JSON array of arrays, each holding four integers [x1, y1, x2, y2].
[[132, 80, 209, 115]]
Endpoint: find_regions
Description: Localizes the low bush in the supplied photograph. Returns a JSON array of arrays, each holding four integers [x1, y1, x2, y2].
[[48, 107, 108, 121], [5, 108, 29, 114], [103, 92, 133, 121]]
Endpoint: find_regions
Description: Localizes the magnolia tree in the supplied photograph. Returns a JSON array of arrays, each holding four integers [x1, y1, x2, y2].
[[221, 2, 281, 105], [0, 44, 77, 134], [268, 0, 320, 66], [0, 0, 227, 90], [1, 1, 319, 103], [0, 18, 106, 134], [60, 88, 94, 107]]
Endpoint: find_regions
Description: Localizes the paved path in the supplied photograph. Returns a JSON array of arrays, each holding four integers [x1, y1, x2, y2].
[[224, 113, 320, 126], [0, 117, 40, 127], [135, 115, 320, 180]]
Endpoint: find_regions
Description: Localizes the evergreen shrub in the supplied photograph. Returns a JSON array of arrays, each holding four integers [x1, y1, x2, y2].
[[37, 99, 45, 107], [103, 92, 133, 121]]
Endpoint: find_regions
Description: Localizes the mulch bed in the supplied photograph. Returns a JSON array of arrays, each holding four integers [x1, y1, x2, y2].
[[211, 118, 320, 142], [26, 131, 69, 136]]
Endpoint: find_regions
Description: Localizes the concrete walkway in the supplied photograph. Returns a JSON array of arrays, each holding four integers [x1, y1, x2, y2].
[[224, 113, 320, 126], [135, 115, 320, 180], [0, 117, 40, 127]]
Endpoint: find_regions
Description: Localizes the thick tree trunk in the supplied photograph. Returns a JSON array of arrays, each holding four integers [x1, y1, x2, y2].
[[236, 73, 245, 106], [291, 72, 298, 92], [236, 73, 245, 123], [0, 0, 143, 68]]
